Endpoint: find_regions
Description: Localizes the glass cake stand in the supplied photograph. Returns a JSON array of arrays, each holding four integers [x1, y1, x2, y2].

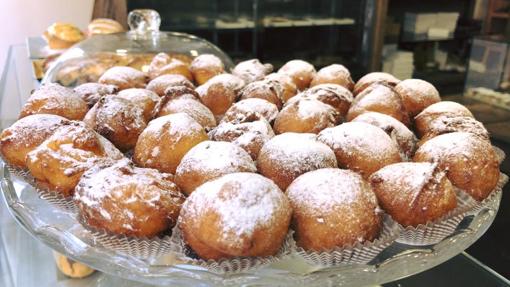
[[0, 43, 509, 286]]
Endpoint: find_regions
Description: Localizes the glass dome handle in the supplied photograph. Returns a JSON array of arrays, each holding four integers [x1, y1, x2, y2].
[[127, 9, 161, 34]]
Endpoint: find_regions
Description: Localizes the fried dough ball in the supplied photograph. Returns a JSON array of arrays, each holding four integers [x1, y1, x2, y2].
[[278, 59, 316, 90], [394, 79, 441, 117], [288, 84, 353, 118], [179, 172, 292, 260], [195, 74, 241, 117], [146, 74, 194, 97], [413, 132, 500, 201], [190, 54, 225, 85], [0, 114, 68, 168], [73, 83, 118, 108], [239, 79, 284, 109], [274, 98, 339, 134], [19, 83, 88, 120], [117, 88, 161, 121], [208, 119, 275, 160], [265, 72, 298, 103], [25, 122, 123, 196], [158, 97, 216, 130], [232, 59, 273, 84], [147, 52, 192, 80], [351, 112, 418, 160], [346, 83, 410, 125], [83, 96, 147, 152], [221, 98, 279, 124], [164, 85, 201, 101], [174, 141, 256, 195], [287, 168, 381, 251], [75, 159, 185, 237], [310, 64, 355, 90], [133, 113, 207, 173], [318, 122, 401, 179], [353, 72, 400, 96], [414, 101, 474, 137], [370, 162, 457, 227], [98, 66, 147, 90], [257, 133, 337, 190], [418, 115, 489, 147]]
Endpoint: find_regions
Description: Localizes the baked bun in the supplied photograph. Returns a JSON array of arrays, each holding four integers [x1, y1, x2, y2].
[[257, 133, 337, 190], [353, 72, 400, 96], [346, 83, 410, 125], [413, 132, 499, 201], [25, 121, 123, 196], [221, 98, 279, 124], [146, 74, 194, 97], [208, 119, 275, 160], [274, 98, 339, 134], [158, 97, 216, 130], [278, 60, 316, 90], [75, 159, 185, 237], [418, 115, 489, 147], [371, 162, 456, 227], [73, 83, 118, 108], [0, 114, 68, 168], [232, 59, 273, 84], [117, 88, 161, 121], [318, 122, 401, 179], [265, 73, 298, 103], [179, 172, 292, 260], [148, 53, 192, 80], [164, 85, 201, 101], [98, 66, 147, 90], [288, 83, 353, 118], [414, 101, 474, 137], [196, 74, 241, 117], [175, 141, 256, 195], [19, 83, 88, 120], [286, 168, 381, 251], [310, 64, 354, 90], [87, 18, 124, 35], [190, 54, 225, 85], [351, 112, 417, 159], [83, 96, 147, 151], [43, 22, 84, 49], [133, 113, 207, 173], [394, 79, 440, 117], [239, 79, 284, 109]]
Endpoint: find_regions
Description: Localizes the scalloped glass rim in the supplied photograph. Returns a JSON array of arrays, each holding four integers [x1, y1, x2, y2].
[[1, 160, 507, 286]]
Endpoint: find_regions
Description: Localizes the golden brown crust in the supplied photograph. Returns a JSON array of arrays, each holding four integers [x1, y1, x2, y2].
[[73, 83, 118, 108], [158, 97, 216, 130], [195, 76, 238, 116], [221, 98, 279, 124], [43, 22, 84, 49], [414, 101, 474, 137], [288, 84, 353, 118], [274, 98, 339, 134], [277, 60, 316, 91], [148, 53, 193, 80], [232, 59, 273, 84], [116, 88, 161, 122], [98, 66, 147, 90], [190, 54, 225, 85], [146, 74, 194, 97], [87, 18, 124, 35], [310, 64, 354, 91], [265, 73, 298, 103], [353, 72, 400, 96], [418, 115, 489, 147], [239, 79, 284, 109], [394, 79, 441, 117]]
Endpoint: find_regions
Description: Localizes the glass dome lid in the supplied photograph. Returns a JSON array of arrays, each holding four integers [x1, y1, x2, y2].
[[42, 9, 233, 87]]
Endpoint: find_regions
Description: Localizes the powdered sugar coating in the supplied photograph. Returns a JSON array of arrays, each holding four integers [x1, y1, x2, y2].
[[232, 59, 273, 84], [311, 64, 354, 90], [191, 54, 224, 71], [278, 60, 316, 90], [159, 97, 216, 130], [73, 82, 118, 107], [288, 84, 353, 117], [414, 101, 474, 136], [221, 98, 279, 124], [98, 66, 147, 90], [239, 79, 284, 109], [274, 98, 339, 134], [265, 72, 298, 102], [394, 79, 440, 117], [353, 72, 400, 95], [117, 88, 161, 121], [148, 52, 191, 80], [146, 74, 195, 97]]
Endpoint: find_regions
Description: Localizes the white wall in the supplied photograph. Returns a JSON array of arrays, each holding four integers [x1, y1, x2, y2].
[[0, 0, 94, 74]]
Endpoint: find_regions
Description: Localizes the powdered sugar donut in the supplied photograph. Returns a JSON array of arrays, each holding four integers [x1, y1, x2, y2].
[[351, 112, 417, 160], [195, 74, 243, 117], [133, 113, 207, 173], [310, 64, 354, 90], [179, 172, 292, 260], [273, 98, 340, 134], [75, 159, 185, 237], [257, 133, 337, 190], [318, 122, 401, 179], [278, 60, 316, 90], [98, 66, 147, 90], [418, 115, 489, 147], [117, 88, 161, 121], [73, 82, 118, 107], [239, 79, 284, 109], [208, 119, 275, 160], [370, 162, 456, 227], [265, 73, 298, 103], [413, 132, 499, 201], [353, 72, 400, 96], [287, 168, 381, 251], [190, 54, 225, 85], [221, 98, 279, 124], [288, 84, 353, 118], [158, 97, 216, 130], [147, 52, 192, 80], [174, 141, 256, 195], [394, 79, 441, 117], [0, 114, 68, 168], [414, 101, 474, 137], [19, 83, 88, 120], [146, 74, 194, 97], [232, 59, 273, 84]]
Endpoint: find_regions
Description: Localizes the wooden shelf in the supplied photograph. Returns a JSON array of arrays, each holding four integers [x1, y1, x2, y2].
[[490, 12, 510, 19]]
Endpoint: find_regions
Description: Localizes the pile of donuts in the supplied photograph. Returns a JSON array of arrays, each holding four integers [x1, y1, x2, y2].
[[0, 52, 501, 261]]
